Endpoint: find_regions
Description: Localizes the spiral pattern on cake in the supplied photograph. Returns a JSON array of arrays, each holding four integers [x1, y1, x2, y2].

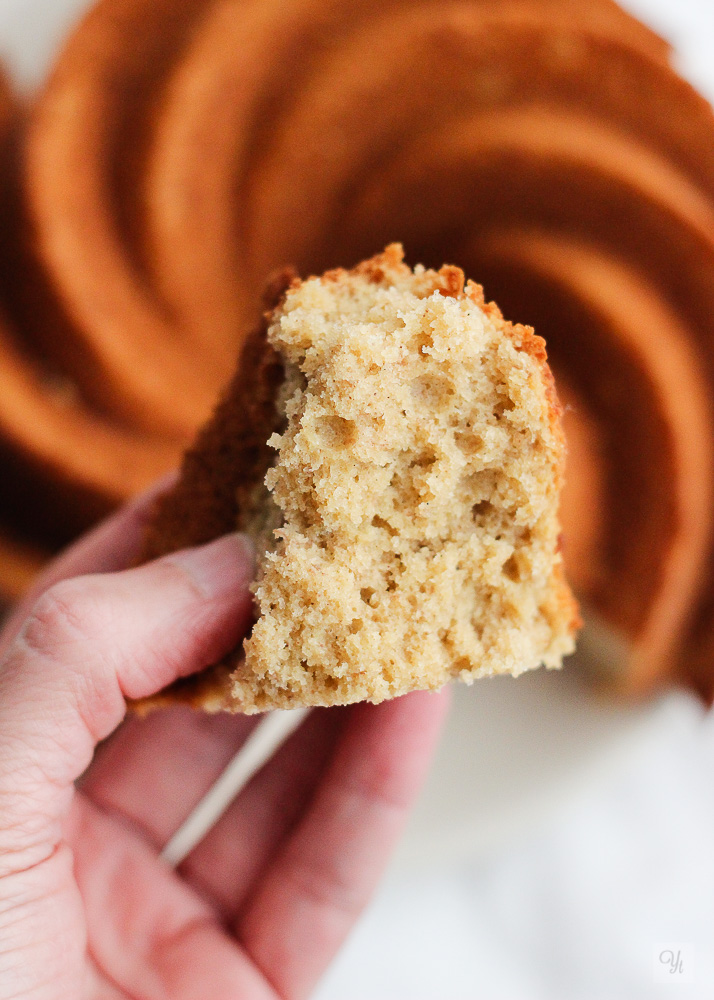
[[1, 0, 714, 697]]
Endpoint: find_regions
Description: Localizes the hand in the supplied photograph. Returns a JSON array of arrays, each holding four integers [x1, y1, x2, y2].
[[0, 482, 448, 1000]]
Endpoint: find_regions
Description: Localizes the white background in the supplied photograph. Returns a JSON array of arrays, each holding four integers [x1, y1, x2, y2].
[[0, 1, 713, 997]]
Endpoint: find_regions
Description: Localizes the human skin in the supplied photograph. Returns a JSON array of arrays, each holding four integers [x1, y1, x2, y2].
[[0, 480, 449, 999]]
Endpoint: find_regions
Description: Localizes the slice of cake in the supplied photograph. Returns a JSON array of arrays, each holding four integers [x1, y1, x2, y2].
[[138, 245, 578, 713]]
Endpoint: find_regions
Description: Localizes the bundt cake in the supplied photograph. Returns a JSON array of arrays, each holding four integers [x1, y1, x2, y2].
[[1, 0, 714, 701]]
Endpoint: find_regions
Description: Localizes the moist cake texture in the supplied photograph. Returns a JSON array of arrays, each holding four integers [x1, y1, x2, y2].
[[137, 245, 577, 713], [233, 245, 577, 711]]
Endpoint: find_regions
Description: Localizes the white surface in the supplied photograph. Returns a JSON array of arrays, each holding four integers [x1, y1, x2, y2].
[[0, 0, 88, 90], [0, 0, 713, 996], [394, 665, 657, 872], [317, 692, 714, 1000], [620, 0, 714, 99]]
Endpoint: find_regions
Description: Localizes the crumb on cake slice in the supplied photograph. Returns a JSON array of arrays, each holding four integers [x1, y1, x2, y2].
[[233, 244, 578, 711], [134, 245, 577, 714]]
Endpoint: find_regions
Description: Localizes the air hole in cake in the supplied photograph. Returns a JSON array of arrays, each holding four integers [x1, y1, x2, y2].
[[412, 373, 453, 406], [454, 429, 484, 456], [494, 396, 516, 418], [409, 451, 437, 470], [317, 414, 356, 447], [471, 620, 485, 641], [503, 554, 521, 582], [472, 499, 496, 522], [388, 470, 418, 510], [412, 329, 434, 354]]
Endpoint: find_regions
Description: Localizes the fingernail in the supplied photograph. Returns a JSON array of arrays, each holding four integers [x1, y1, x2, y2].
[[167, 533, 256, 599]]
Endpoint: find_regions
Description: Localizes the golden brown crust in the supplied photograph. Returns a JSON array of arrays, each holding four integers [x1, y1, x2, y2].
[[140, 332, 284, 561], [131, 271, 293, 713]]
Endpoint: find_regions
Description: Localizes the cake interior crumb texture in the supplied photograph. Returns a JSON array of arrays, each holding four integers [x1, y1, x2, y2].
[[232, 244, 577, 712]]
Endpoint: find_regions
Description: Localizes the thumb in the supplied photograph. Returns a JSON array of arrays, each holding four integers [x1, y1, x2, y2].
[[0, 533, 254, 873]]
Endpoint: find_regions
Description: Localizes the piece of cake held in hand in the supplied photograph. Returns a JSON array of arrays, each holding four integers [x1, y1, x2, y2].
[[138, 244, 578, 713]]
